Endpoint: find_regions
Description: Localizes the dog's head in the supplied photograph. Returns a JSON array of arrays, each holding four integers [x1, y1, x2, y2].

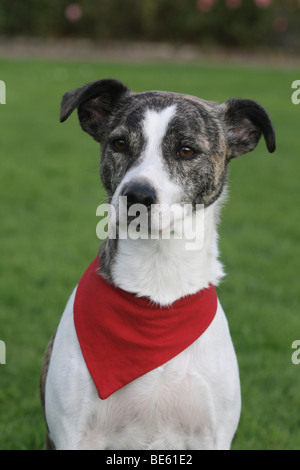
[[61, 79, 275, 234]]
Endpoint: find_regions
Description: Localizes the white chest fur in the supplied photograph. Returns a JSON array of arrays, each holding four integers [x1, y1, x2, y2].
[[45, 191, 241, 450], [45, 288, 240, 450], [111, 201, 225, 306]]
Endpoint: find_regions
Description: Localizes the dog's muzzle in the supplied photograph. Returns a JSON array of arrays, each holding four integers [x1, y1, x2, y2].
[[121, 182, 157, 211]]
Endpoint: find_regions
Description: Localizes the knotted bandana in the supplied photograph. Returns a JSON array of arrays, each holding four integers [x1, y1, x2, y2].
[[74, 258, 217, 399]]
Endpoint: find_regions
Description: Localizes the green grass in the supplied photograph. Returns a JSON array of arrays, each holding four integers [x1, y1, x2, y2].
[[0, 57, 299, 450]]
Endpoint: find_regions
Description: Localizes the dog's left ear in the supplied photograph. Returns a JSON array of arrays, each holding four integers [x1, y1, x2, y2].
[[219, 98, 276, 160], [60, 79, 130, 142]]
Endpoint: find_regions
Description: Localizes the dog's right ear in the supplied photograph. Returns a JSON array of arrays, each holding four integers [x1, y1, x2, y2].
[[218, 98, 276, 159], [60, 79, 130, 142]]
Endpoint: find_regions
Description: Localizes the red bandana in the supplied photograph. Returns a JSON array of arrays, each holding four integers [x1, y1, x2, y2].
[[74, 258, 217, 400]]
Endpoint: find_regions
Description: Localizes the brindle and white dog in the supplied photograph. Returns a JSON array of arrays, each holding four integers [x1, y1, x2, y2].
[[40, 79, 275, 450]]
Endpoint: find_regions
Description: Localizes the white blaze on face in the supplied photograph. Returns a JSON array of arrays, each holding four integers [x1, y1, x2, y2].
[[140, 105, 179, 202], [111, 104, 185, 234], [142, 105, 177, 163]]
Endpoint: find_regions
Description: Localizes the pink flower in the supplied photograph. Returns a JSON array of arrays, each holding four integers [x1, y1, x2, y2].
[[254, 0, 272, 8], [226, 0, 242, 8], [64, 3, 82, 22], [196, 0, 215, 13]]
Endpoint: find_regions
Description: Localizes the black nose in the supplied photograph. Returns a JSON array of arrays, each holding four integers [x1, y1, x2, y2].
[[122, 183, 157, 210]]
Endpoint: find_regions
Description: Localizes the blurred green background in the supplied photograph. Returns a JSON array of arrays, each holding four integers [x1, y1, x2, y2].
[[0, 0, 300, 451], [0, 0, 299, 51]]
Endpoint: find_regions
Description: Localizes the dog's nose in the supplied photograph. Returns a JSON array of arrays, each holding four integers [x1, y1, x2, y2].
[[122, 183, 157, 210]]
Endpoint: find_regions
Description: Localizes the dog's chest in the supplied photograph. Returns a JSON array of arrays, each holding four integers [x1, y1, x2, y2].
[[78, 345, 215, 450], [46, 292, 240, 450]]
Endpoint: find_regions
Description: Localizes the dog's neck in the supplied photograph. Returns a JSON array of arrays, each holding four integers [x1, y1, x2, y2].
[[99, 199, 225, 306]]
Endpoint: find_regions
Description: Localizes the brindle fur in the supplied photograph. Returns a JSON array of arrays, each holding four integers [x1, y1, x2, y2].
[[60, 80, 274, 281]]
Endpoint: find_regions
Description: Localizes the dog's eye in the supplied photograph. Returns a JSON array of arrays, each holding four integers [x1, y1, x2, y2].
[[112, 139, 127, 152], [178, 146, 195, 158]]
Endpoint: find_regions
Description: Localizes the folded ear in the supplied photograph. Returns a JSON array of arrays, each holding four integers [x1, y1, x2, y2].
[[219, 98, 276, 159], [60, 79, 130, 142]]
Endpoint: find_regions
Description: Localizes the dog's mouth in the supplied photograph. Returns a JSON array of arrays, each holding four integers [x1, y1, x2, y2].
[[96, 196, 205, 248], [114, 200, 195, 240]]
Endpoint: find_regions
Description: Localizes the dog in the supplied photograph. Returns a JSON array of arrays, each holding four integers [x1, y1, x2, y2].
[[40, 79, 275, 450]]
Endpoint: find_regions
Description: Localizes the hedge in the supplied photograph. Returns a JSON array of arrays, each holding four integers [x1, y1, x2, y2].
[[0, 0, 298, 50]]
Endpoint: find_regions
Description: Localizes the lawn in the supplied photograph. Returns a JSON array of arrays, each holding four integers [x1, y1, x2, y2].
[[0, 57, 299, 450]]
